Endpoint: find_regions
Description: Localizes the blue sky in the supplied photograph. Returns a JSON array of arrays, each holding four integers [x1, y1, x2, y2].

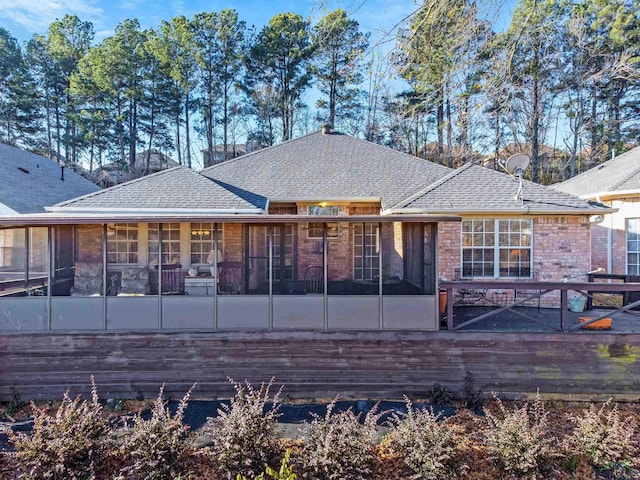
[[0, 0, 420, 45]]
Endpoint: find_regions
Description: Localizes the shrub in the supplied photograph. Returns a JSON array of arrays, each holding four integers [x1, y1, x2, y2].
[[425, 383, 456, 406], [295, 398, 383, 480], [118, 384, 195, 480], [388, 396, 465, 479], [205, 378, 283, 480], [6, 385, 27, 417], [482, 394, 558, 476], [9, 376, 110, 480], [460, 371, 484, 411], [237, 449, 297, 480], [565, 399, 636, 472]]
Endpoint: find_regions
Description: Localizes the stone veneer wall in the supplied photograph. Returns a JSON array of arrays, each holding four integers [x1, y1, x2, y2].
[[437, 216, 592, 307]]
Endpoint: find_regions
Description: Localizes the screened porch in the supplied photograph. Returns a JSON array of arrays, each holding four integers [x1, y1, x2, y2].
[[0, 216, 448, 332]]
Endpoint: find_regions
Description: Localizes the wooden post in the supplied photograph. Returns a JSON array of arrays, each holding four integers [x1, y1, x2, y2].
[[560, 288, 568, 331], [447, 287, 454, 330]]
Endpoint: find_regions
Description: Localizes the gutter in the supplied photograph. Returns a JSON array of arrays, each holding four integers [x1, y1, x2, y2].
[[44, 207, 266, 215], [382, 206, 617, 216], [267, 197, 381, 203], [0, 213, 461, 226]]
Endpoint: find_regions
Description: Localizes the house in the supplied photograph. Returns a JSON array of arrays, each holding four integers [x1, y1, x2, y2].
[[0, 129, 609, 332], [0, 143, 101, 302], [93, 149, 179, 187], [202, 142, 260, 167], [552, 145, 640, 277], [0, 143, 100, 214]]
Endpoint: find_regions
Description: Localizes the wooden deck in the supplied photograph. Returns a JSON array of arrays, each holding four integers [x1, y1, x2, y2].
[[1, 329, 640, 402]]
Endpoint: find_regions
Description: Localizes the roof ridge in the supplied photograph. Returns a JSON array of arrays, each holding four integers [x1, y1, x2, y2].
[[391, 162, 474, 209], [200, 130, 323, 173], [54, 165, 188, 207]]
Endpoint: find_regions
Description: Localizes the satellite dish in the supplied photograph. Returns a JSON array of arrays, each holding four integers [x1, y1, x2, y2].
[[504, 154, 530, 176], [502, 154, 530, 206]]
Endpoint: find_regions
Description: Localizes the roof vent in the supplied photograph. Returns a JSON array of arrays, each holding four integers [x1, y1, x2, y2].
[[321, 123, 332, 135], [18, 167, 30, 174], [60, 165, 65, 181]]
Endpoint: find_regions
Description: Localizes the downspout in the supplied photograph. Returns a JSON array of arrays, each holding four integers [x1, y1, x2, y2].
[[597, 195, 613, 274], [608, 213, 613, 274]]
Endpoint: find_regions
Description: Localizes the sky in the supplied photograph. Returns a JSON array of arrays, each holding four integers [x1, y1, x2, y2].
[[0, 0, 421, 46]]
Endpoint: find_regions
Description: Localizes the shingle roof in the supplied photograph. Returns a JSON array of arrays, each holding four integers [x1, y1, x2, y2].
[[0, 143, 100, 213], [201, 131, 452, 210], [392, 163, 608, 214], [53, 166, 267, 211], [45, 130, 605, 216], [552, 146, 640, 197]]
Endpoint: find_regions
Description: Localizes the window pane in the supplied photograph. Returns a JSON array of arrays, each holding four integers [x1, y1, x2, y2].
[[462, 218, 531, 278], [627, 218, 640, 275], [107, 224, 138, 265]]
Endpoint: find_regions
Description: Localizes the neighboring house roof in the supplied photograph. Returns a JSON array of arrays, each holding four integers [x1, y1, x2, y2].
[[0, 143, 100, 214], [201, 130, 452, 210], [50, 166, 267, 213], [390, 163, 608, 215], [552, 146, 640, 199]]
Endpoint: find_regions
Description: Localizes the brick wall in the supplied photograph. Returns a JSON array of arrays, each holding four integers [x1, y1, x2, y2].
[[76, 225, 103, 263], [437, 216, 592, 306]]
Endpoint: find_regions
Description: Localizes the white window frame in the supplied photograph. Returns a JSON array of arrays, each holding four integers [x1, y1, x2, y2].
[[107, 223, 138, 265], [190, 222, 224, 265], [353, 223, 379, 281], [627, 218, 640, 275], [148, 223, 181, 266], [460, 218, 533, 278]]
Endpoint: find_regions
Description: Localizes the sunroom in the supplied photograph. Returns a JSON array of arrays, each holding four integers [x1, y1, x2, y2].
[[0, 213, 456, 332]]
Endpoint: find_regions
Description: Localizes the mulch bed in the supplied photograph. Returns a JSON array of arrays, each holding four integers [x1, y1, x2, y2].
[[1, 400, 639, 479]]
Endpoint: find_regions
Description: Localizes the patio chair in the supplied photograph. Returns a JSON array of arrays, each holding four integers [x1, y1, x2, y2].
[[119, 266, 149, 295], [219, 263, 242, 294], [514, 271, 541, 310], [155, 263, 183, 295], [453, 268, 487, 306], [70, 263, 103, 296], [304, 266, 323, 294]]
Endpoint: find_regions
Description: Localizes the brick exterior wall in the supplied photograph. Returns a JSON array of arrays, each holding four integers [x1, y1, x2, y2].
[[437, 216, 592, 307], [76, 225, 103, 263]]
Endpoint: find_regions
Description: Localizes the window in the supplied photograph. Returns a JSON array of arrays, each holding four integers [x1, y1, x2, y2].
[[627, 218, 640, 275], [307, 205, 339, 238], [353, 223, 379, 281], [148, 223, 180, 265], [107, 223, 138, 264], [461, 219, 532, 278], [190, 223, 223, 264]]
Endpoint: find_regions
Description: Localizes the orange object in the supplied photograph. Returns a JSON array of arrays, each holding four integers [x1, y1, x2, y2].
[[439, 290, 447, 314], [579, 316, 612, 330]]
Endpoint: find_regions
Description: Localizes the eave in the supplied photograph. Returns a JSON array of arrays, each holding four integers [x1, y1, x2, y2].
[[0, 212, 461, 227]]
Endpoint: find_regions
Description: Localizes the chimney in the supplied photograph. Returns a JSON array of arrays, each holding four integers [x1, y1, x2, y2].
[[321, 123, 332, 135]]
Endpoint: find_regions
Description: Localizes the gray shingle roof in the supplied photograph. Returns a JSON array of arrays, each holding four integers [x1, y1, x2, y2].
[[201, 131, 452, 210], [552, 146, 640, 197], [393, 163, 608, 214], [0, 143, 100, 213], [54, 166, 267, 211]]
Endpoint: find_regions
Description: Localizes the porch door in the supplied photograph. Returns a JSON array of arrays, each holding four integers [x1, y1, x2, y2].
[[402, 222, 436, 295], [246, 225, 295, 294]]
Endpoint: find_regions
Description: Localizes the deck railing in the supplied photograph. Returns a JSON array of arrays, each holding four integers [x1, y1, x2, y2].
[[439, 280, 640, 332]]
